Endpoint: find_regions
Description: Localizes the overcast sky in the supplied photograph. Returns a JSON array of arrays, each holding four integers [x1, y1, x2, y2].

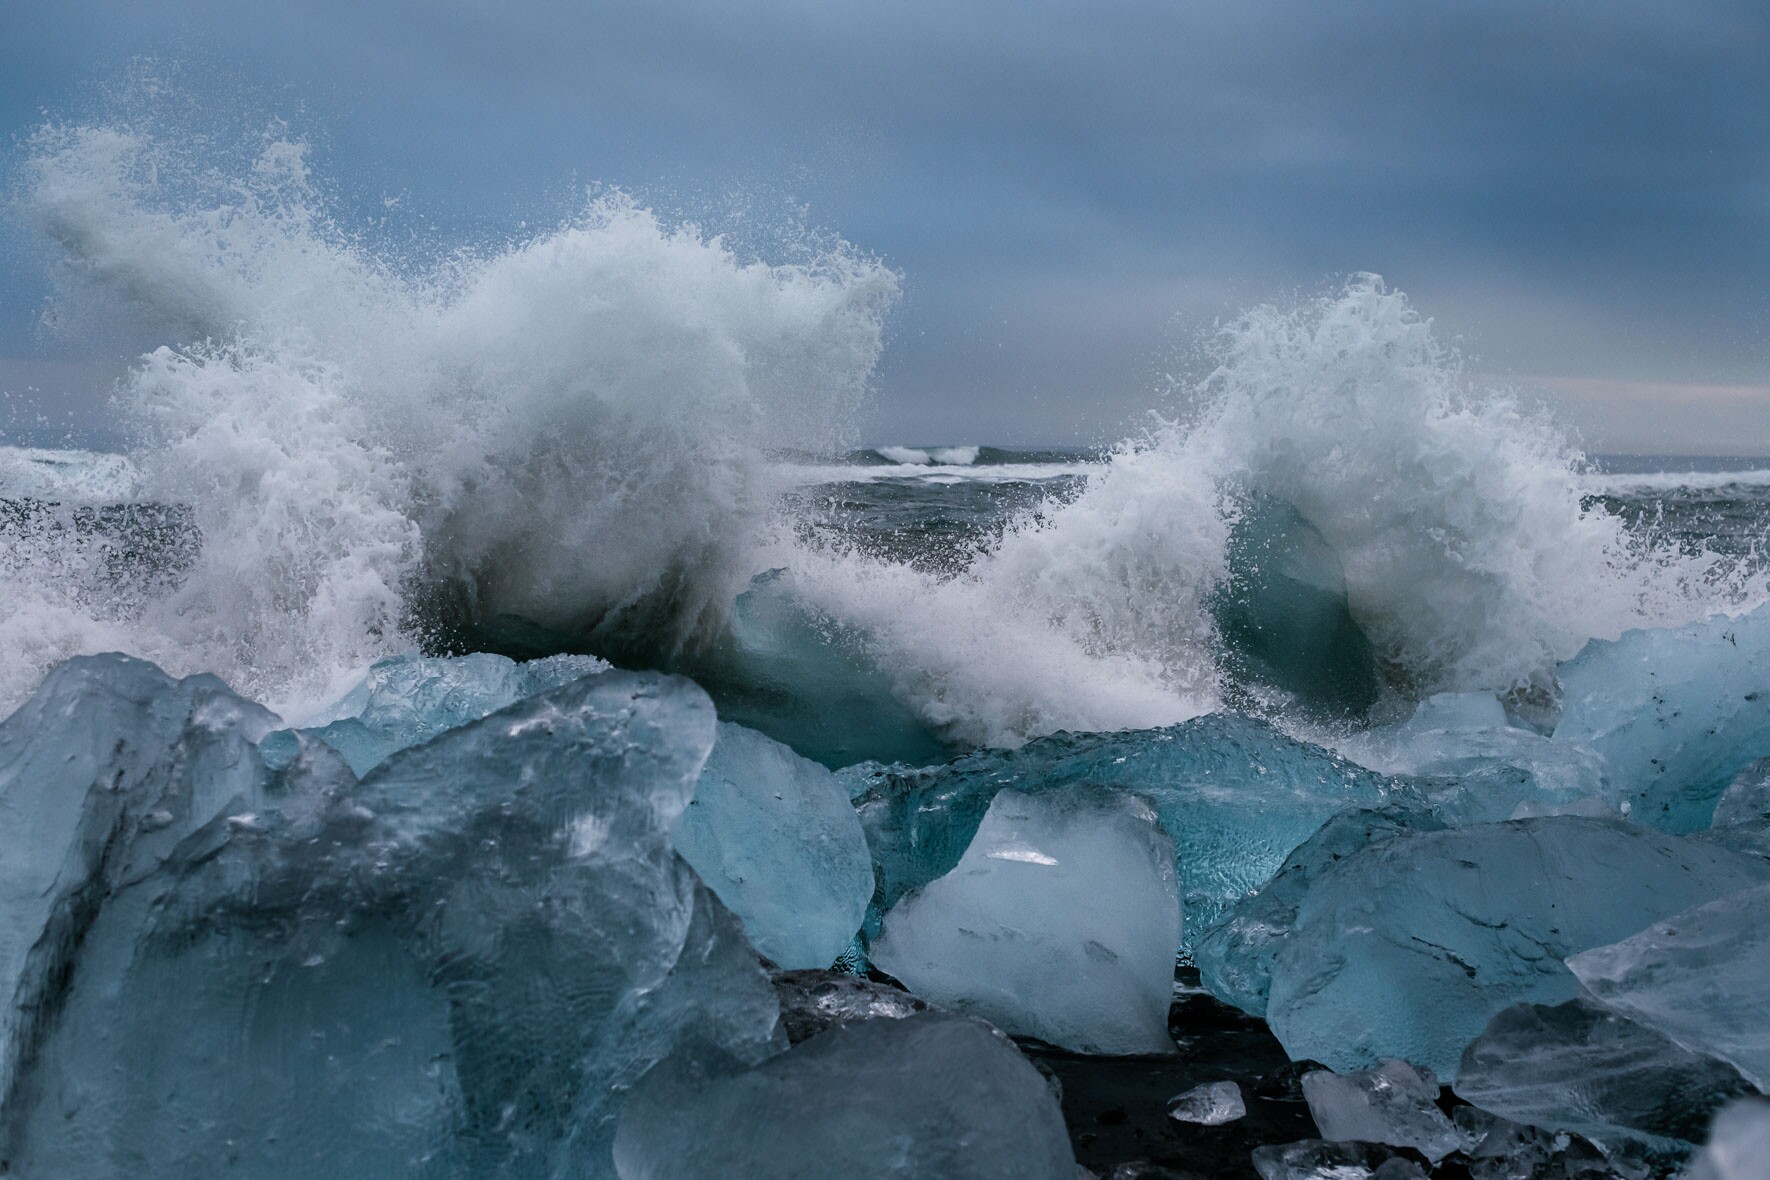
[[4, 0, 1769, 451]]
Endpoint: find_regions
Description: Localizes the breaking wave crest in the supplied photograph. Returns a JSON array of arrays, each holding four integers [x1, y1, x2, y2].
[[4, 120, 1760, 747]]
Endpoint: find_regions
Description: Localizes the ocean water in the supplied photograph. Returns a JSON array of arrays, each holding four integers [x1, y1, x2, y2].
[[6, 115, 1770, 1177]]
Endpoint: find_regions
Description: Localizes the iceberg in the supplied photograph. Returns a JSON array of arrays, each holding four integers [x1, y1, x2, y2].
[[1454, 1000, 1755, 1149], [612, 1013, 1077, 1179], [1193, 805, 1442, 1016], [672, 721, 874, 968], [1567, 882, 1770, 1091], [853, 713, 1409, 946], [1301, 1059, 1461, 1162], [3, 670, 783, 1179], [1554, 604, 1770, 831], [1263, 816, 1770, 1079], [871, 787, 1180, 1055]]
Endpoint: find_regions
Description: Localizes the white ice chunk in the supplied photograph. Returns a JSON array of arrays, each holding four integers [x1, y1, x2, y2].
[[1301, 1060, 1461, 1163], [1686, 1097, 1770, 1180], [1168, 1080, 1246, 1125], [871, 787, 1181, 1055]]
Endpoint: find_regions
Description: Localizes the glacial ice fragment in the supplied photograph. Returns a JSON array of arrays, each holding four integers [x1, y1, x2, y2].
[[1454, 999, 1754, 1149], [1193, 805, 1442, 1016], [1567, 882, 1770, 1090], [871, 787, 1181, 1055], [1301, 1060, 1461, 1162], [1249, 1139, 1425, 1180], [611, 1013, 1077, 1179], [672, 721, 873, 968], [1343, 693, 1618, 824], [1554, 603, 1770, 831], [0, 653, 275, 1113], [1685, 1097, 1770, 1180], [3, 671, 783, 1179], [770, 968, 932, 1044], [1263, 816, 1770, 1079], [853, 713, 1409, 946], [1707, 757, 1770, 859], [1168, 1080, 1247, 1125], [302, 649, 610, 773]]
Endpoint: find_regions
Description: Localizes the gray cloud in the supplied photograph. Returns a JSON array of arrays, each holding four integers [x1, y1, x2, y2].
[[3, 0, 1769, 449]]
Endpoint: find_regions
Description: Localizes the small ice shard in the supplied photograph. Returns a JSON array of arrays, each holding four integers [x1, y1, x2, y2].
[[870, 787, 1181, 1055], [1451, 1108, 1616, 1180], [1567, 882, 1770, 1090], [1193, 805, 1442, 1016], [770, 968, 932, 1044], [1301, 1060, 1460, 1163], [671, 721, 873, 968], [854, 713, 1410, 946], [612, 1013, 1077, 1179], [1263, 816, 1770, 1079], [1454, 999, 1755, 1148], [303, 650, 610, 773], [1168, 1080, 1246, 1125], [1249, 1139, 1426, 1180], [4, 672, 783, 1179], [1554, 602, 1770, 831], [1685, 1097, 1770, 1180]]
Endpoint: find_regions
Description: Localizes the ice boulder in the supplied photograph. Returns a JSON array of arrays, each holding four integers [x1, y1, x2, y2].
[[672, 721, 873, 968], [1454, 1000, 1755, 1149], [2, 672, 784, 1179], [871, 787, 1180, 1055], [1301, 1060, 1461, 1162], [1194, 805, 1443, 1016], [1567, 882, 1770, 1090], [301, 650, 610, 773], [1686, 1097, 1770, 1180], [612, 1013, 1077, 1179], [0, 654, 276, 1114], [853, 713, 1411, 945], [1263, 816, 1770, 1079], [1554, 603, 1770, 831]]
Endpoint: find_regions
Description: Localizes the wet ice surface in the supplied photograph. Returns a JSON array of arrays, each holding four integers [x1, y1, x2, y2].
[[6, 603, 1770, 1176]]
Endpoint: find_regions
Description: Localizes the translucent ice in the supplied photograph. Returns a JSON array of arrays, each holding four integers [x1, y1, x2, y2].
[[1344, 693, 1618, 824], [612, 1013, 1077, 1179], [1250, 1140, 1426, 1180], [853, 713, 1408, 945], [1707, 757, 1770, 859], [302, 649, 609, 773], [1554, 603, 1770, 831], [0, 653, 275, 1113], [1685, 1097, 1770, 1180], [871, 787, 1181, 1055], [770, 968, 932, 1044], [1194, 805, 1442, 1016], [1302, 1059, 1461, 1162], [1567, 882, 1770, 1090], [671, 721, 873, 968], [1264, 816, 1770, 1079], [4, 671, 783, 1179], [1455, 1000, 1754, 1149], [1168, 1080, 1247, 1125]]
